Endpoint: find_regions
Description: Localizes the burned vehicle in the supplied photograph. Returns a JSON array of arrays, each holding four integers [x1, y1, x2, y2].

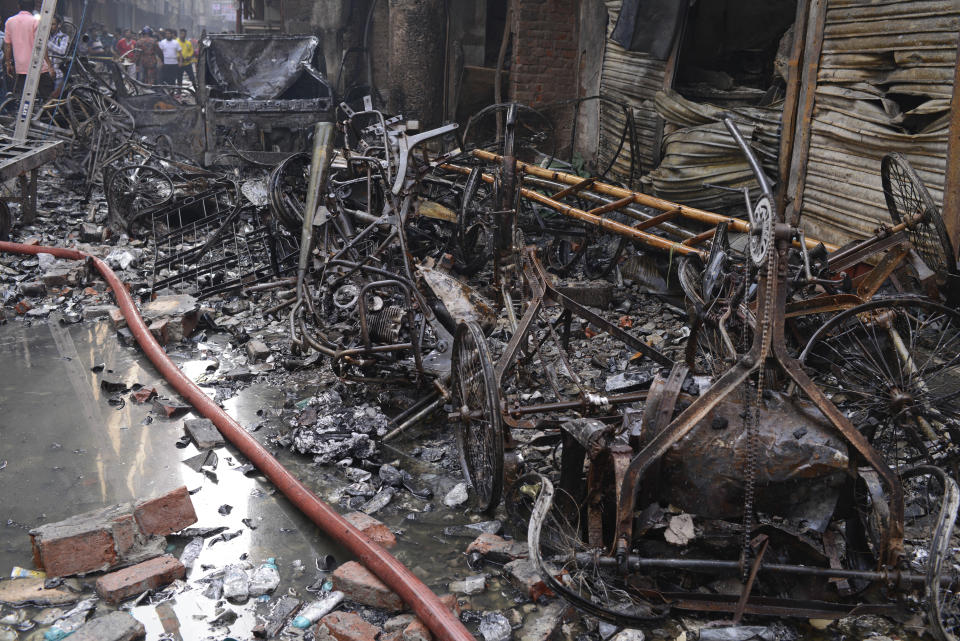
[[197, 34, 335, 165]]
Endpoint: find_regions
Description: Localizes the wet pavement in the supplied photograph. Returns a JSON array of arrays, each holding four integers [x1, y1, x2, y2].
[[0, 318, 342, 638], [0, 315, 522, 640]]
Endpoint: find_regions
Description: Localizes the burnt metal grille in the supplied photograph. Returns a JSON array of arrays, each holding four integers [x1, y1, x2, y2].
[[150, 183, 297, 299]]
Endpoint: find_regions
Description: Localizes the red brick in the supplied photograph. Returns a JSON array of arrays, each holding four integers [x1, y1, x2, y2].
[[504, 558, 553, 601], [149, 319, 171, 345], [331, 561, 404, 611], [109, 307, 127, 329], [96, 555, 185, 604], [131, 387, 157, 404], [30, 526, 117, 578], [133, 486, 197, 536], [403, 617, 431, 641], [316, 611, 380, 641], [466, 533, 528, 563], [110, 513, 139, 557], [438, 593, 461, 618], [343, 512, 397, 548]]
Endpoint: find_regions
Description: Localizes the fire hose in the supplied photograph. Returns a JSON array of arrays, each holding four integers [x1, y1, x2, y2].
[[0, 240, 475, 641]]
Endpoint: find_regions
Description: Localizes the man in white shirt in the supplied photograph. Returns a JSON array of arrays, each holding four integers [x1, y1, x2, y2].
[[157, 29, 180, 85]]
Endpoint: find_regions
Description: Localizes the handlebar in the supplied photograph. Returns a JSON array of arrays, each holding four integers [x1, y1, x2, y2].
[[721, 115, 772, 200]]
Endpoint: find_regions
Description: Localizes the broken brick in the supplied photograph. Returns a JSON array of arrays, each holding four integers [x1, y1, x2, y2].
[[183, 417, 224, 449], [142, 294, 199, 343], [149, 319, 172, 345], [438, 593, 462, 617], [134, 485, 198, 536], [31, 512, 118, 577], [29, 502, 166, 578], [331, 561, 404, 611], [518, 600, 569, 641], [84, 304, 118, 320], [70, 611, 145, 641], [504, 558, 553, 601], [95, 555, 185, 604], [403, 618, 431, 641], [152, 397, 191, 418], [131, 387, 158, 404], [109, 307, 127, 329], [343, 512, 396, 548], [14, 300, 32, 315], [246, 339, 271, 362], [20, 281, 45, 296], [316, 611, 381, 641], [466, 533, 528, 563]]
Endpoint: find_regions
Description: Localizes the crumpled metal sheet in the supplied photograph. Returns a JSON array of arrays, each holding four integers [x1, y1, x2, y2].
[[659, 393, 849, 528], [611, 0, 686, 59], [204, 35, 321, 99], [796, 0, 958, 245], [643, 91, 781, 209], [119, 94, 204, 163], [598, 0, 667, 186]]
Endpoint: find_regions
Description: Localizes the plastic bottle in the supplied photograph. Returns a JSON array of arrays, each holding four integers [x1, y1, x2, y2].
[[290, 590, 345, 629], [43, 598, 96, 641], [222, 563, 250, 602], [248, 557, 280, 597]]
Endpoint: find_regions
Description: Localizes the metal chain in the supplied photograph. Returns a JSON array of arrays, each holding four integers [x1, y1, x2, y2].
[[740, 230, 777, 580]]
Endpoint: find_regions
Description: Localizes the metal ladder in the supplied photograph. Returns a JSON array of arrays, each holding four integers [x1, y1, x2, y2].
[[13, 0, 57, 142]]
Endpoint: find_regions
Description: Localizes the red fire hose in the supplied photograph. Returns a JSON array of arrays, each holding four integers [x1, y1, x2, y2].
[[0, 241, 475, 641]]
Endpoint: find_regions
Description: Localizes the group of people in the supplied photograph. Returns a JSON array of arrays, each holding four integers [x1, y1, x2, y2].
[[114, 26, 198, 87], [0, 0, 199, 107]]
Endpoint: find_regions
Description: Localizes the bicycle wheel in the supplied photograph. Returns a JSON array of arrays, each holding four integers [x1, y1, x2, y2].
[[801, 297, 960, 471], [900, 466, 960, 641], [452, 320, 503, 512], [107, 165, 174, 236], [881, 153, 957, 275], [454, 167, 494, 275]]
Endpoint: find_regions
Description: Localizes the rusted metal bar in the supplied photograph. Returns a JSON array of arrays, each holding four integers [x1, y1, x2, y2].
[[680, 228, 718, 247], [941, 29, 960, 257], [551, 176, 596, 200], [632, 208, 681, 232], [785, 0, 828, 227], [472, 149, 747, 231], [471, 149, 837, 252], [574, 554, 937, 586], [443, 162, 708, 259], [776, 0, 812, 216], [586, 195, 634, 217], [827, 228, 908, 272], [506, 391, 650, 416], [522, 174, 694, 239]]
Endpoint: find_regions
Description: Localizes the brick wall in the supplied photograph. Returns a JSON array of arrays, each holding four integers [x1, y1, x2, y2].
[[509, 0, 580, 157]]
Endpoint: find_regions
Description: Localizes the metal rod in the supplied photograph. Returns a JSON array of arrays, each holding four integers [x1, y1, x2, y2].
[[572, 554, 939, 586], [469, 149, 838, 253]]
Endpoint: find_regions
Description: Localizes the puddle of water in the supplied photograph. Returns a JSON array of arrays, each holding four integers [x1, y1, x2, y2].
[[0, 321, 344, 640]]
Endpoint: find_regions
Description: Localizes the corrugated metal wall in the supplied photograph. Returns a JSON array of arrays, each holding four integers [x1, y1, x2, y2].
[[597, 0, 666, 187], [797, 0, 960, 245]]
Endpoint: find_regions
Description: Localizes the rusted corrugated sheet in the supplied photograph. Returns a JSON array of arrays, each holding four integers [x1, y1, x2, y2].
[[798, 0, 959, 244], [598, 0, 666, 187]]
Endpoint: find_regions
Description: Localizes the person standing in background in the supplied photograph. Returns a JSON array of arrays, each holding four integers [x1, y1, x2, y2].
[[3, 0, 55, 101], [176, 28, 195, 88], [157, 29, 180, 85], [135, 26, 159, 85], [47, 14, 67, 98], [115, 28, 136, 77]]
